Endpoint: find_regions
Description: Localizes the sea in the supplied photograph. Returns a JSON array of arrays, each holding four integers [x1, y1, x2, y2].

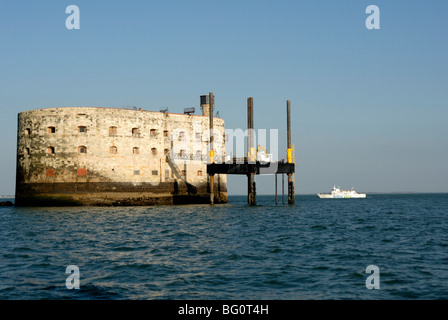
[[0, 194, 447, 300]]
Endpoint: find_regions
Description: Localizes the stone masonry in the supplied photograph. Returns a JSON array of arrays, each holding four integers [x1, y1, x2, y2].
[[15, 101, 227, 206]]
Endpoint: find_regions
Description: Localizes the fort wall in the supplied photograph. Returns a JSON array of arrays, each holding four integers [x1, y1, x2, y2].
[[15, 105, 227, 206]]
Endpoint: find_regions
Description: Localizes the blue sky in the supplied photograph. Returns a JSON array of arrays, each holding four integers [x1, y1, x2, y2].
[[1, 0, 447, 195]]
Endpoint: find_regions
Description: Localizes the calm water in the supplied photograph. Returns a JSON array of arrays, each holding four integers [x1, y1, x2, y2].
[[0, 194, 447, 300]]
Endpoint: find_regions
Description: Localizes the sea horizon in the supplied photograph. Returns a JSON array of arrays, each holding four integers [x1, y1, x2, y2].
[[3, 191, 448, 201]]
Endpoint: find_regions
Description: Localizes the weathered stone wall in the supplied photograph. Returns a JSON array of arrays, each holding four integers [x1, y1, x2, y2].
[[15, 106, 227, 206]]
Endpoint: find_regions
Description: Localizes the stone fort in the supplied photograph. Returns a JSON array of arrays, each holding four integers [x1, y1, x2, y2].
[[15, 95, 227, 206]]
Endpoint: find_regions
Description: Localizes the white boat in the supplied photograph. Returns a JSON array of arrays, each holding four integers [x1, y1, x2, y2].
[[317, 186, 366, 198]]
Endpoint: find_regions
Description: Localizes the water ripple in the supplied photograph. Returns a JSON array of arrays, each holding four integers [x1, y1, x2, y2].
[[0, 194, 447, 299]]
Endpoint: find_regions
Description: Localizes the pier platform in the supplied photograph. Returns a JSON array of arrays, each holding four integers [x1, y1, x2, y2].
[[207, 161, 294, 175]]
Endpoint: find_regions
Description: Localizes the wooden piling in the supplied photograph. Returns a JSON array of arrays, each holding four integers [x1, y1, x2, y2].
[[275, 174, 278, 205], [287, 100, 295, 205], [282, 173, 285, 205], [247, 97, 256, 206], [209, 92, 214, 205]]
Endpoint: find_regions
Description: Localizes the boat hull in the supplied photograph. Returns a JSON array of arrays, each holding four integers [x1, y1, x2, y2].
[[317, 193, 366, 199]]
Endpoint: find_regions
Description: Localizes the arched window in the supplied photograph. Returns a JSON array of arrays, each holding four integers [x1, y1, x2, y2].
[[110, 146, 118, 154], [133, 147, 139, 154], [181, 170, 186, 177], [47, 126, 55, 133], [163, 130, 169, 137], [150, 129, 157, 137], [109, 126, 117, 135], [78, 146, 87, 154], [197, 170, 202, 176], [151, 147, 157, 155], [195, 150, 202, 160], [179, 149, 186, 158], [132, 128, 139, 136], [78, 126, 87, 133], [25, 128, 31, 135], [178, 131, 185, 141], [25, 148, 30, 156], [47, 146, 55, 154]]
